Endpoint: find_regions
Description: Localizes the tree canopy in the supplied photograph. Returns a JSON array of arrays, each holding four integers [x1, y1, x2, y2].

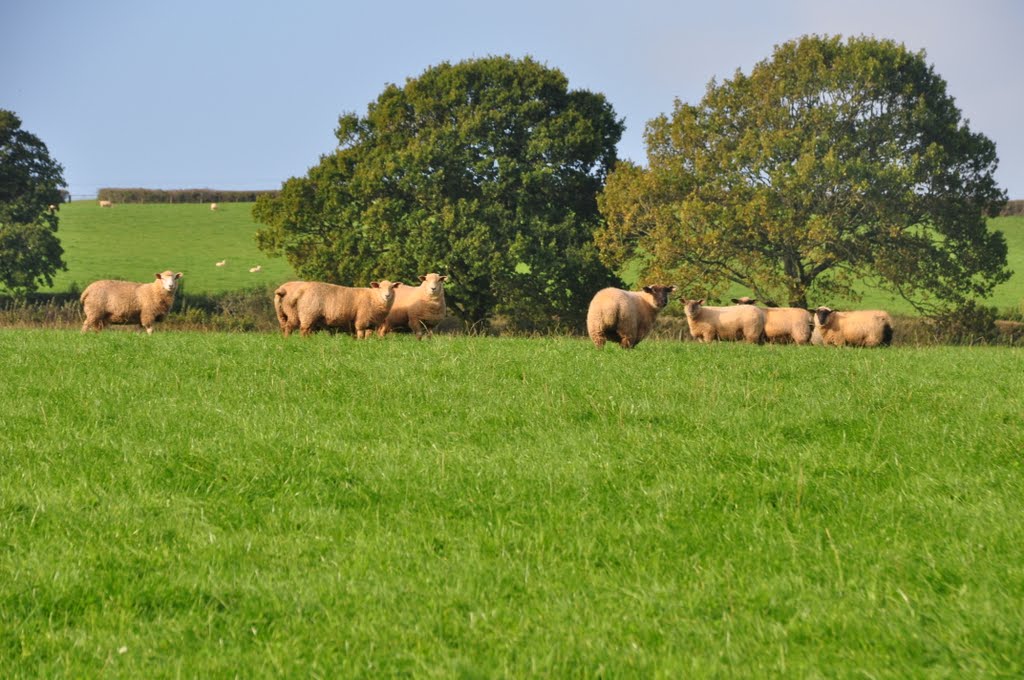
[[0, 110, 67, 295], [597, 35, 1009, 311], [253, 55, 624, 325]]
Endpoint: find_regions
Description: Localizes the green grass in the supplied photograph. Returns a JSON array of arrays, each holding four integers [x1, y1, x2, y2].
[[45, 202, 295, 295], [2, 330, 1022, 676]]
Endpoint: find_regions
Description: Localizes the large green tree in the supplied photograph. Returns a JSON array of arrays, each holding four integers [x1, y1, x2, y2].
[[254, 55, 624, 324], [0, 110, 67, 295], [597, 35, 1009, 311]]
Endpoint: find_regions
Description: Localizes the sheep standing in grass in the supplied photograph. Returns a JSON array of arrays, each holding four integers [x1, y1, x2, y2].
[[98, 200, 112, 208], [731, 297, 812, 344], [80, 271, 182, 334], [378, 273, 448, 339], [587, 285, 675, 349], [811, 307, 893, 347], [210, 202, 218, 211], [683, 298, 764, 343], [274, 280, 402, 338]]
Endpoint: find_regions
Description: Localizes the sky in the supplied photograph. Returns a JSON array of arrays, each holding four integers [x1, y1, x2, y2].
[[3, 0, 1022, 199]]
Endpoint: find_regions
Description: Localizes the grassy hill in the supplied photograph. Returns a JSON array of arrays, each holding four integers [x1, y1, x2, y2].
[[43, 203, 1024, 316], [45, 201, 296, 295]]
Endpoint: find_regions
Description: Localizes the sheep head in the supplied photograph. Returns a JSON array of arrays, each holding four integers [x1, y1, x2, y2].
[[370, 280, 401, 304], [813, 306, 834, 326], [156, 271, 183, 292], [418, 273, 448, 298], [641, 285, 676, 309]]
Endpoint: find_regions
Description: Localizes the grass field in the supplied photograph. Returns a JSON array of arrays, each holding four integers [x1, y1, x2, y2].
[[1, 330, 1022, 676], [42, 204, 1024, 317], [44, 201, 296, 295]]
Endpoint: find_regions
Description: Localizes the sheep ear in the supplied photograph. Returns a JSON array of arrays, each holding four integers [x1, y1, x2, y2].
[[698, 299, 705, 305], [393, 281, 402, 288], [440, 275, 448, 282], [730, 298, 740, 303], [419, 275, 426, 282], [154, 273, 162, 280], [668, 285, 676, 292], [642, 286, 653, 294], [369, 281, 380, 288], [175, 272, 183, 280]]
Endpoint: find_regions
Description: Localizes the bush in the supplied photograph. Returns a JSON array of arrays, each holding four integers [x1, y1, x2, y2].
[[929, 301, 1000, 345]]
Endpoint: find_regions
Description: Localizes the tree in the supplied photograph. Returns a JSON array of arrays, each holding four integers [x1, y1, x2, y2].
[[254, 56, 624, 325], [0, 110, 67, 295], [596, 35, 1009, 312]]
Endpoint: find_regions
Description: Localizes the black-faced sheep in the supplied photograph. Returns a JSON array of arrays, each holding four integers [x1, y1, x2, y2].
[[683, 299, 764, 343], [378, 273, 448, 339], [274, 280, 402, 338], [587, 285, 676, 349], [80, 271, 183, 334], [731, 297, 813, 344], [811, 307, 893, 347]]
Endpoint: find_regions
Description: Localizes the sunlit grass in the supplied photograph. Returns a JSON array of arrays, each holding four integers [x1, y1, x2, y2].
[[1, 330, 1021, 676]]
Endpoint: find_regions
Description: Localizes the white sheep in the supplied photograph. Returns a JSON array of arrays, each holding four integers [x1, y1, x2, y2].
[[215, 260, 226, 267], [210, 202, 218, 211], [587, 285, 676, 349], [249, 265, 262, 273], [683, 298, 765, 343], [811, 307, 894, 347], [273, 280, 402, 338], [731, 297, 812, 344], [80, 271, 183, 334], [378, 273, 448, 338], [98, 200, 113, 208]]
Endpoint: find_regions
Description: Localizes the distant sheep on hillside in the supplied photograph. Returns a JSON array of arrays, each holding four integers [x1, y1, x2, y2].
[[98, 200, 112, 208]]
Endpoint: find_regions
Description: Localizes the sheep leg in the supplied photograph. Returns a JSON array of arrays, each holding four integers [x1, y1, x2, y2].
[[619, 336, 635, 349]]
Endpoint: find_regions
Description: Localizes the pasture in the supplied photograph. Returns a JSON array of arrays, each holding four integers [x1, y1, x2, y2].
[[40, 203, 1024, 318], [43, 201, 295, 295], [1, 330, 1022, 676]]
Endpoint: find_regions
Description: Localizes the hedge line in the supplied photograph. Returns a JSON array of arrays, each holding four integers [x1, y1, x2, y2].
[[96, 188, 279, 204], [1000, 200, 1024, 216]]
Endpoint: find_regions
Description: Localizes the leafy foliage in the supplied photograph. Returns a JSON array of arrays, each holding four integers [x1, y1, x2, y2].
[[254, 56, 624, 324], [0, 110, 67, 295], [597, 35, 1010, 311]]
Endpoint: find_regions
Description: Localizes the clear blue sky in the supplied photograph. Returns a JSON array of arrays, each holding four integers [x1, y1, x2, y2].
[[3, 0, 1022, 199]]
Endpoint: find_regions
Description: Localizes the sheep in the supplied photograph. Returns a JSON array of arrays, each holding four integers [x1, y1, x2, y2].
[[210, 202, 218, 211], [731, 297, 813, 344], [811, 307, 893, 347], [215, 260, 226, 267], [80, 270, 183, 334], [683, 298, 765, 343], [378, 273, 448, 338], [273, 280, 402, 338], [587, 285, 676, 349], [249, 265, 262, 273], [98, 200, 113, 208]]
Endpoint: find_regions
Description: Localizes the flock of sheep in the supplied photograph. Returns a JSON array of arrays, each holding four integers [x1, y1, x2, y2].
[[585, 286, 893, 349], [78, 270, 893, 347]]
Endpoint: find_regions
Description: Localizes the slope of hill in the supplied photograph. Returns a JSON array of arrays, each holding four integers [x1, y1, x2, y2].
[[45, 201, 295, 294]]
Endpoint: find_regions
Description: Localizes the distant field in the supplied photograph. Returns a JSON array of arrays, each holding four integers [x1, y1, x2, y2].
[[45, 201, 295, 295], [46, 204, 1024, 315]]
